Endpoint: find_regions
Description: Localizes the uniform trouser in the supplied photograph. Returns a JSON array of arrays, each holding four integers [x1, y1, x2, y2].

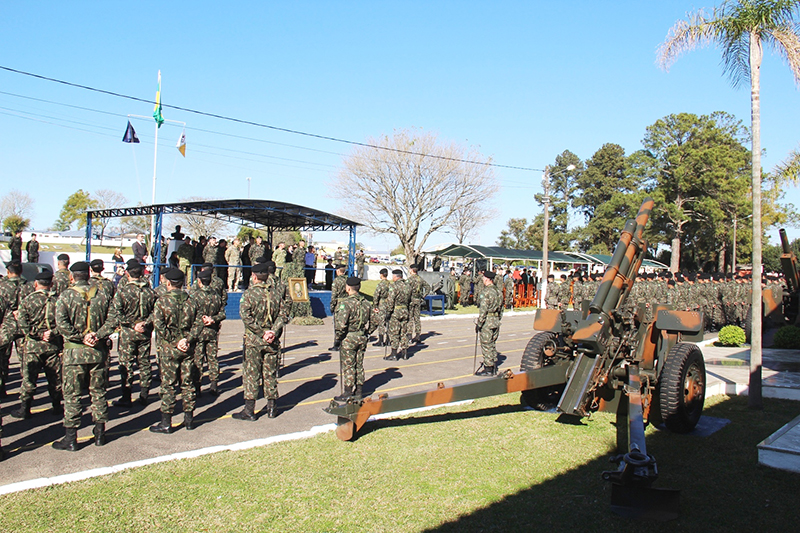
[[228, 265, 241, 291], [243, 338, 280, 400], [194, 336, 220, 383], [388, 308, 409, 350], [0, 318, 23, 391], [409, 300, 422, 338], [340, 333, 366, 389], [118, 328, 152, 390], [179, 261, 191, 281], [63, 361, 107, 428], [459, 289, 470, 306], [159, 344, 196, 414], [19, 349, 61, 403], [479, 317, 501, 367]]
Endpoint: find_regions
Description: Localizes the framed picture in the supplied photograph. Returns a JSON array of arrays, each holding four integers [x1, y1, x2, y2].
[[288, 277, 309, 302]]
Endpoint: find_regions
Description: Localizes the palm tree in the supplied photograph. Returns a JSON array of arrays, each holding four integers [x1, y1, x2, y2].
[[658, 0, 800, 409]]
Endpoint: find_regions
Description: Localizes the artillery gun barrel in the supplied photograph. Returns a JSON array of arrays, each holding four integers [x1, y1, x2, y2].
[[780, 228, 791, 253]]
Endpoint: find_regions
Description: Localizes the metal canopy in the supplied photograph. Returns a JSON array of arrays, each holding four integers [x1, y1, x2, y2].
[[426, 243, 592, 264]]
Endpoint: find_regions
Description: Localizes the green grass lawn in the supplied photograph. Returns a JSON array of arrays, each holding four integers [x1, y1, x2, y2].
[[1, 394, 797, 531]]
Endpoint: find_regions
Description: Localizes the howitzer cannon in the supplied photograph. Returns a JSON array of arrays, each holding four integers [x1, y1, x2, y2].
[[778, 229, 800, 326], [325, 198, 705, 519]]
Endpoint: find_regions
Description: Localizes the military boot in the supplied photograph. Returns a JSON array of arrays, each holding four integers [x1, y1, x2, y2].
[[232, 400, 257, 421], [384, 348, 399, 361], [10, 398, 32, 419], [373, 335, 384, 347], [353, 385, 363, 401], [475, 365, 496, 377], [209, 380, 219, 396], [93, 423, 106, 446], [184, 411, 195, 430], [113, 386, 133, 408], [137, 388, 150, 406], [334, 387, 354, 402], [402, 348, 409, 360], [266, 399, 277, 418], [52, 427, 78, 451], [149, 412, 172, 434], [51, 392, 64, 416]]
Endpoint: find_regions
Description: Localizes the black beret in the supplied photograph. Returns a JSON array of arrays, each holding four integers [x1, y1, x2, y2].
[[165, 269, 185, 283], [379, 268, 388, 276], [159, 267, 172, 277], [255, 256, 268, 264], [197, 269, 212, 281], [202, 262, 213, 269], [263, 260, 276, 269], [346, 276, 361, 287], [90, 259, 104, 269], [392, 269, 403, 277], [335, 264, 346, 270], [252, 263, 269, 273], [484, 271, 496, 280], [70, 261, 89, 272], [35, 271, 53, 282], [126, 259, 143, 270], [57, 254, 70, 261]]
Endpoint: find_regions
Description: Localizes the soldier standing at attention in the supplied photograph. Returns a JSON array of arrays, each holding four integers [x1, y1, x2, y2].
[[475, 270, 503, 376], [234, 261, 286, 421], [355, 250, 366, 279], [225, 237, 242, 291], [0, 261, 33, 398], [53, 254, 71, 296], [177, 237, 194, 280], [458, 269, 472, 307], [544, 274, 559, 309], [273, 242, 287, 278], [89, 259, 116, 301], [149, 269, 203, 434], [249, 235, 266, 266], [385, 269, 412, 361], [191, 268, 226, 397], [26, 233, 39, 263], [328, 264, 348, 351], [334, 247, 344, 265], [154, 268, 171, 298], [10, 271, 63, 419], [202, 236, 220, 271], [333, 276, 372, 401], [107, 259, 157, 407], [407, 265, 430, 344], [372, 268, 391, 347], [503, 269, 515, 309], [52, 262, 114, 451], [9, 230, 22, 263]]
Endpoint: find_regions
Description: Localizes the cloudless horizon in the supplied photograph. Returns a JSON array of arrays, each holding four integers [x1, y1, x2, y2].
[[2, 1, 799, 251]]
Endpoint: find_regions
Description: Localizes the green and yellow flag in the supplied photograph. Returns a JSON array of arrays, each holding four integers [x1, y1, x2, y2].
[[153, 70, 164, 128]]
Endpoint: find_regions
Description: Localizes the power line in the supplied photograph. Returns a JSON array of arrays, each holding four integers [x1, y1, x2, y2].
[[0, 65, 543, 172]]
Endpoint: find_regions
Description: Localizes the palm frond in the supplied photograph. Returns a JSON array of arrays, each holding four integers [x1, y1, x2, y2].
[[775, 148, 800, 185], [766, 26, 800, 85], [657, 9, 718, 70]]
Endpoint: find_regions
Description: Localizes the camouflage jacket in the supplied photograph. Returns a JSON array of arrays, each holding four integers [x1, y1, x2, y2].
[[18, 288, 62, 354], [154, 283, 170, 298], [503, 276, 514, 302], [387, 279, 412, 314], [249, 243, 266, 264], [105, 278, 157, 333], [330, 274, 348, 311], [240, 277, 287, 344], [293, 245, 307, 266], [90, 273, 116, 302], [408, 274, 431, 304], [270, 273, 292, 323], [203, 244, 220, 266], [373, 279, 391, 311], [55, 280, 113, 364], [53, 268, 71, 297], [225, 245, 241, 266], [190, 276, 228, 306], [334, 293, 373, 341], [477, 283, 502, 328], [177, 242, 194, 264], [190, 283, 226, 341], [153, 289, 203, 346], [0, 276, 33, 312]]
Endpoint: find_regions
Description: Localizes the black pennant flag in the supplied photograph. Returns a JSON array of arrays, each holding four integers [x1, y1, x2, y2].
[[122, 121, 140, 143]]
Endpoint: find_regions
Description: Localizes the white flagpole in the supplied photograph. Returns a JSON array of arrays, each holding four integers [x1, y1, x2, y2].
[[150, 71, 161, 261]]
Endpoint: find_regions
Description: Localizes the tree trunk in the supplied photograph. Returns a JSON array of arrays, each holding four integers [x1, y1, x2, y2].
[[718, 241, 726, 272], [670, 234, 681, 273], [749, 32, 763, 409]]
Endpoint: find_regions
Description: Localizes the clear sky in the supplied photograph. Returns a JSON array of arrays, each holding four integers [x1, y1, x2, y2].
[[1, 1, 798, 251]]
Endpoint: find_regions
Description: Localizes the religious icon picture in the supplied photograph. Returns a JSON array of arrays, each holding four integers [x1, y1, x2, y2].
[[288, 277, 309, 302]]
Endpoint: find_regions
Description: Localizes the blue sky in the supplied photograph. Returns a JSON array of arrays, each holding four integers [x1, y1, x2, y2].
[[1, 1, 798, 251]]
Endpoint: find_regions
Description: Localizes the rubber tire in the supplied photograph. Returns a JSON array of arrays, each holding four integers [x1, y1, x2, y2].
[[743, 305, 752, 343], [520, 332, 562, 410], [657, 343, 706, 433]]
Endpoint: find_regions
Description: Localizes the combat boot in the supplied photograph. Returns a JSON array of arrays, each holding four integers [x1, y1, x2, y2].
[[402, 348, 409, 360], [412, 335, 420, 344], [209, 380, 219, 396], [93, 423, 106, 446], [137, 388, 150, 406], [384, 348, 399, 361], [52, 427, 78, 451], [184, 411, 195, 430], [10, 398, 32, 419], [354, 385, 363, 401], [334, 387, 354, 402], [373, 335, 384, 347], [266, 399, 277, 419], [475, 365, 496, 377], [149, 412, 172, 434], [232, 400, 257, 421], [113, 386, 133, 408]]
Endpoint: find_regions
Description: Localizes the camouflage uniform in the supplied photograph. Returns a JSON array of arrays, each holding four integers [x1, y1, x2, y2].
[[249, 242, 266, 265], [545, 281, 560, 310], [372, 278, 391, 342], [0, 276, 33, 396], [503, 275, 515, 309], [55, 281, 114, 429], [17, 287, 63, 408], [407, 272, 430, 341], [330, 274, 348, 312], [177, 241, 194, 279], [477, 282, 503, 369], [53, 268, 71, 297], [153, 289, 203, 415], [334, 292, 372, 392], [225, 244, 242, 291], [90, 273, 116, 302], [458, 273, 471, 306], [240, 276, 286, 401], [190, 282, 226, 387], [386, 279, 412, 353]]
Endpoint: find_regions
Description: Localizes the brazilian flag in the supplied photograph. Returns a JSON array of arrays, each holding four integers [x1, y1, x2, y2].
[[153, 70, 164, 128]]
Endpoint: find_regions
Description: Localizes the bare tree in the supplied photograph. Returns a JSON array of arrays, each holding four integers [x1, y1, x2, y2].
[[330, 129, 498, 264], [447, 201, 498, 244], [171, 197, 230, 240], [93, 189, 128, 240], [0, 189, 34, 226]]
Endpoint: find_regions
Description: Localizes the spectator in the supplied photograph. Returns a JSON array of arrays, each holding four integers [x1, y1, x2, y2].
[[132, 234, 147, 263]]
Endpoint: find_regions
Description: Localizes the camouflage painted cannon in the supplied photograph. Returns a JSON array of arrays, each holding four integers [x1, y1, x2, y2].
[[326, 198, 705, 519]]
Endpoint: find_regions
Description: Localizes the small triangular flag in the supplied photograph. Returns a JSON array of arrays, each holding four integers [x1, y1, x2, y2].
[[122, 121, 140, 143], [176, 128, 186, 157]]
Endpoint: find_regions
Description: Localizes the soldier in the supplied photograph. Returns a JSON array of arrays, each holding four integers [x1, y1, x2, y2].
[[105, 259, 157, 407], [191, 268, 226, 396], [89, 259, 116, 301], [432, 255, 443, 272], [10, 271, 63, 419], [177, 237, 194, 279], [503, 269, 515, 309], [248, 235, 266, 266], [273, 242, 287, 278], [293, 239, 307, 274], [334, 247, 344, 265], [9, 230, 22, 263], [154, 268, 171, 298], [333, 276, 373, 401], [190, 263, 229, 305], [385, 269, 412, 361], [355, 250, 366, 279], [475, 270, 503, 376], [225, 237, 242, 291], [26, 233, 39, 263], [52, 261, 114, 451], [233, 261, 287, 421], [458, 269, 472, 306], [203, 236, 220, 272], [328, 264, 348, 351], [0, 261, 33, 397], [53, 253, 71, 296], [407, 264, 430, 344], [448, 267, 458, 309], [149, 269, 203, 434], [372, 268, 391, 347], [558, 274, 571, 310], [544, 274, 559, 309]]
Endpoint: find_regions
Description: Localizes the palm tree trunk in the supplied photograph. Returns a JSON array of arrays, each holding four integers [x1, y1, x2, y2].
[[749, 32, 763, 409], [670, 234, 681, 273]]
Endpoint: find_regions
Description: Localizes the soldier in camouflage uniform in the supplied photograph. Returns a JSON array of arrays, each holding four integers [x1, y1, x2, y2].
[[52, 262, 114, 451], [105, 259, 157, 407], [248, 235, 267, 267], [458, 270, 472, 306], [333, 277, 373, 401], [475, 271, 503, 376], [372, 268, 391, 347], [328, 264, 348, 351], [503, 269, 515, 309], [407, 265, 430, 344], [53, 254, 72, 296], [191, 268, 226, 397], [177, 237, 194, 280], [385, 269, 412, 361], [89, 259, 116, 301], [190, 263, 229, 306], [0, 261, 34, 397], [10, 271, 63, 419], [149, 268, 203, 434], [234, 261, 287, 421], [544, 274, 559, 309]]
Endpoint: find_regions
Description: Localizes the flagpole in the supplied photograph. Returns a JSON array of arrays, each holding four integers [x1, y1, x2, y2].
[[150, 115, 159, 260]]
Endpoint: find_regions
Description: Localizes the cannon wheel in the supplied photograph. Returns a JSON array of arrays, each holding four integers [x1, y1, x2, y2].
[[657, 342, 706, 433], [520, 332, 563, 410]]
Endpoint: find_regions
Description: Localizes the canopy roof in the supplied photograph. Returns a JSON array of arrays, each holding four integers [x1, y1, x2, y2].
[[86, 198, 360, 232]]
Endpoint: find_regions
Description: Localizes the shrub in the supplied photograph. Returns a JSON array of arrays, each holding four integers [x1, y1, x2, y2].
[[718, 325, 746, 347], [773, 325, 800, 349]]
